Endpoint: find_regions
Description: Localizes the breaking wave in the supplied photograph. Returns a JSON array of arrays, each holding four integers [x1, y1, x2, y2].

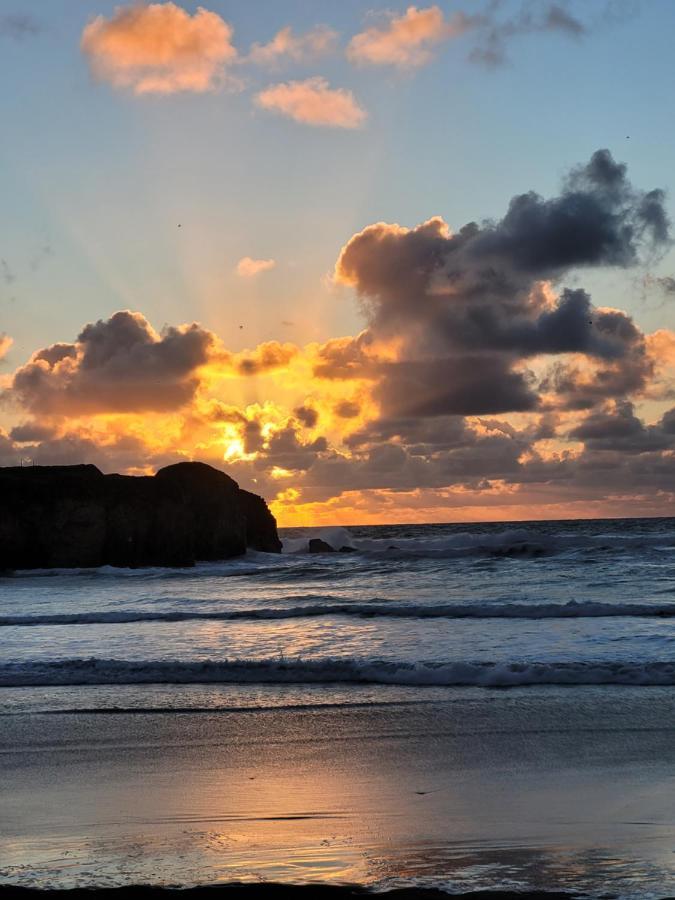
[[4, 523, 675, 579], [4, 657, 675, 687], [281, 525, 675, 558], [5, 599, 675, 627]]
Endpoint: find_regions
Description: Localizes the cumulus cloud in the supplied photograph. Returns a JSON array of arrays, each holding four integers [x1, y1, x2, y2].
[[255, 77, 366, 128], [10, 310, 216, 414], [81, 2, 237, 95], [256, 423, 327, 472], [236, 256, 276, 278], [334, 150, 669, 420], [568, 400, 675, 453], [347, 5, 472, 68], [4, 150, 675, 524], [249, 25, 338, 67]]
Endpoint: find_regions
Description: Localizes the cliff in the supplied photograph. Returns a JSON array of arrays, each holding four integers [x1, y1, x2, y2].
[[0, 462, 281, 570]]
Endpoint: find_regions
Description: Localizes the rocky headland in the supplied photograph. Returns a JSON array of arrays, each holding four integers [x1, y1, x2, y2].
[[0, 462, 281, 570]]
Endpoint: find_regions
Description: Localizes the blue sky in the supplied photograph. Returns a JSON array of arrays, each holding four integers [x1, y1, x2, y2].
[[2, 0, 675, 361]]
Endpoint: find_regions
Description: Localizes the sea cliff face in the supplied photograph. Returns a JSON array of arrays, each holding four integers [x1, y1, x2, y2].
[[0, 462, 281, 569]]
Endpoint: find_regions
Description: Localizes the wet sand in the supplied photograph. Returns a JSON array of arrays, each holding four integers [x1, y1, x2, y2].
[[2, 687, 675, 896], [0, 887, 581, 899]]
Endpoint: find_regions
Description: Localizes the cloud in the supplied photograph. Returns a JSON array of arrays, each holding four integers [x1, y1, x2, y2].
[[0, 14, 41, 40], [294, 405, 319, 428], [10, 421, 58, 443], [469, 1, 586, 67], [255, 77, 366, 129], [234, 341, 298, 376], [568, 400, 675, 453], [0, 333, 12, 361], [4, 150, 675, 524], [313, 332, 376, 380], [334, 400, 361, 418], [652, 275, 675, 296], [347, 5, 471, 69], [334, 150, 668, 420], [345, 2, 592, 73], [81, 2, 237, 95], [236, 256, 276, 278], [256, 423, 327, 472], [9, 310, 216, 414], [249, 25, 338, 67]]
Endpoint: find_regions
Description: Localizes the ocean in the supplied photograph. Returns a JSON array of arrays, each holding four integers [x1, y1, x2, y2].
[[2, 518, 675, 897]]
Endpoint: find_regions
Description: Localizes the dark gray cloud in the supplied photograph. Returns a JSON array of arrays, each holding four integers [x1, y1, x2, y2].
[[334, 400, 361, 418], [10, 310, 215, 414], [335, 150, 666, 421], [10, 421, 59, 443], [569, 401, 675, 453], [256, 424, 327, 472], [468, 1, 586, 67], [294, 404, 319, 427], [472, 151, 668, 273], [373, 356, 537, 418]]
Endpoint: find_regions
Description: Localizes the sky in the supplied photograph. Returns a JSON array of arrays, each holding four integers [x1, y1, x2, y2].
[[2, 0, 675, 525]]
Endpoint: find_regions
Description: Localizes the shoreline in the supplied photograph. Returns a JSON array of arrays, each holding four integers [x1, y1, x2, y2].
[[0, 887, 584, 900]]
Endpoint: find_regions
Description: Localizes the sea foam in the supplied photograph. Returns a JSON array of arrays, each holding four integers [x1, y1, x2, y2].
[[4, 657, 675, 687], [3, 599, 675, 627]]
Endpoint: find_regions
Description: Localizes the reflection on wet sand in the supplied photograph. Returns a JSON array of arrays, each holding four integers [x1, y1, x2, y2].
[[3, 691, 675, 896]]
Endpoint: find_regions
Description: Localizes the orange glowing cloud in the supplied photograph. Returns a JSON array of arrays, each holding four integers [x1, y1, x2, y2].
[[647, 329, 675, 366], [232, 341, 299, 376], [236, 256, 276, 278], [0, 333, 12, 361], [255, 77, 366, 129], [347, 5, 470, 69], [4, 150, 675, 525], [249, 25, 338, 67], [81, 2, 238, 95]]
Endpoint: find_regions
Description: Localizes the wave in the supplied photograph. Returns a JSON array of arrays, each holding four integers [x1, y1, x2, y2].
[[5, 599, 675, 627], [4, 657, 675, 687], [5, 525, 675, 578], [282, 525, 675, 559]]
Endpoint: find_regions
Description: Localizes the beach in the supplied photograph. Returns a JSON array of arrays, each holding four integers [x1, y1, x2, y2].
[[3, 686, 675, 895], [2, 520, 675, 897]]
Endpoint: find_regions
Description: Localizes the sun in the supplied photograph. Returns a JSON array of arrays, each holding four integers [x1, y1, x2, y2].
[[223, 437, 246, 461]]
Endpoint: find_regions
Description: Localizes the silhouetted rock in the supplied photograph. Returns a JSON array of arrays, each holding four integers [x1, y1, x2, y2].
[[0, 462, 281, 570], [308, 538, 336, 553], [339, 545, 357, 553]]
